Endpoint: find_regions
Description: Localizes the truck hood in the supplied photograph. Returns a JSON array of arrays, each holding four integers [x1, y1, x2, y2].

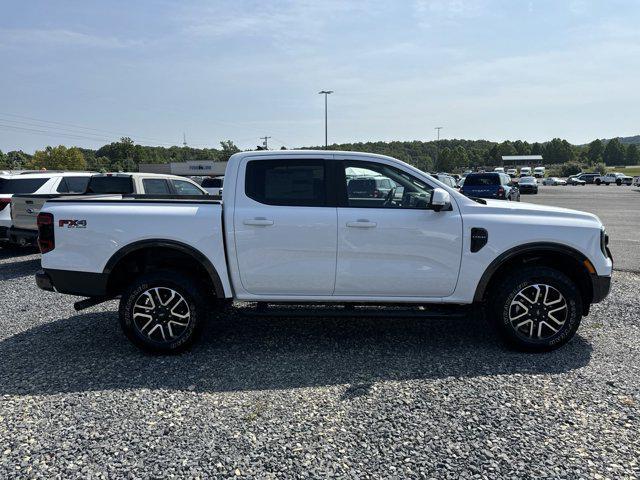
[[475, 199, 602, 227]]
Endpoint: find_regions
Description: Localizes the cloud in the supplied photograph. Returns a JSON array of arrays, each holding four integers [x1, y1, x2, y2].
[[0, 28, 142, 49]]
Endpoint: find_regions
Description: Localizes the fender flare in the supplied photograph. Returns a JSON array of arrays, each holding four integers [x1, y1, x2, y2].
[[473, 242, 591, 303], [103, 239, 225, 298]]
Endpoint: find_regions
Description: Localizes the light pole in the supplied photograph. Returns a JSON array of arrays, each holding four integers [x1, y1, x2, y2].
[[434, 126, 443, 169], [319, 90, 333, 149]]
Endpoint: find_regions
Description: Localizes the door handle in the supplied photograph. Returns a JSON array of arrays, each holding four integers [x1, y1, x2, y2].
[[243, 218, 274, 226], [346, 220, 377, 228]]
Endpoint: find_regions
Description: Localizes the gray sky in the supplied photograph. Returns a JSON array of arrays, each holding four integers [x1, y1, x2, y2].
[[1, 0, 639, 153]]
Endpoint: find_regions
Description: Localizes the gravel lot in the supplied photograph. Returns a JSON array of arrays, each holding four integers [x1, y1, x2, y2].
[[0, 245, 639, 478], [524, 184, 640, 272]]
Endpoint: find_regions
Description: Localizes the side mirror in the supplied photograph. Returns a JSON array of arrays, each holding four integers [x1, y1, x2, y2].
[[429, 187, 451, 212]]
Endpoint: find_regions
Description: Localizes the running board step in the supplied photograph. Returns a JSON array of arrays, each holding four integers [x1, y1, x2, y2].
[[239, 304, 469, 319]]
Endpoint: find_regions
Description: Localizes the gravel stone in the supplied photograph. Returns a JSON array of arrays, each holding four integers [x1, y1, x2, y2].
[[0, 247, 639, 478]]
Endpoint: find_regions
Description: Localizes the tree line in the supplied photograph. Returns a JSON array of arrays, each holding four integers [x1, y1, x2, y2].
[[0, 136, 638, 173]]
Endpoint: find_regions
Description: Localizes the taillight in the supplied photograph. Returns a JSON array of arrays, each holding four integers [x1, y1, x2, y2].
[[497, 187, 505, 197], [37, 212, 55, 254], [0, 198, 10, 212], [373, 189, 380, 197]]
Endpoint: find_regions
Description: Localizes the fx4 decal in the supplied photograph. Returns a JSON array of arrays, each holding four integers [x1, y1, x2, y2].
[[59, 219, 87, 228]]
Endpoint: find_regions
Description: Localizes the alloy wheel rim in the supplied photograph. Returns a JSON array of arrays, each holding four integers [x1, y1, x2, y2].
[[133, 287, 191, 342], [508, 284, 568, 340]]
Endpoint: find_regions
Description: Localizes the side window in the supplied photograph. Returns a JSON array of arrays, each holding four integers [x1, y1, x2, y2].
[[344, 161, 433, 209], [172, 180, 205, 195], [142, 178, 171, 194], [245, 159, 326, 206], [58, 176, 89, 193]]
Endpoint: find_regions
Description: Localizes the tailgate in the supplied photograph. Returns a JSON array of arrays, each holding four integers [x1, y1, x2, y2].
[[11, 194, 61, 230]]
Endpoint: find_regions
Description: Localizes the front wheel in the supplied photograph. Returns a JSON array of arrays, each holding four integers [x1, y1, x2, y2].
[[119, 271, 208, 353], [490, 266, 582, 351]]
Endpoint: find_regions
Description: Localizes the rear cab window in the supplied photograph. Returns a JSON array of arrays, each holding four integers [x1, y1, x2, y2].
[[0, 177, 50, 194], [464, 174, 500, 186], [86, 176, 134, 194], [202, 177, 223, 188], [57, 176, 90, 194], [245, 159, 326, 206]]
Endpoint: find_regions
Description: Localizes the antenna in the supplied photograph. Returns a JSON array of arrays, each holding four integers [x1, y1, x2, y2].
[[182, 132, 187, 147], [260, 136, 271, 150]]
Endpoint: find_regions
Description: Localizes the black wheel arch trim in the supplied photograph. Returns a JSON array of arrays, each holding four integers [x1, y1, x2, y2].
[[473, 242, 594, 303], [103, 239, 225, 298]]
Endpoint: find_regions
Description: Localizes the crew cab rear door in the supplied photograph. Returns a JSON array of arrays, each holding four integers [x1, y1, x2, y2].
[[233, 156, 337, 296]]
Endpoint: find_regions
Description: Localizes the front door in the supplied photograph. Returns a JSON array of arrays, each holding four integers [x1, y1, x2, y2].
[[233, 157, 337, 296], [335, 160, 463, 298]]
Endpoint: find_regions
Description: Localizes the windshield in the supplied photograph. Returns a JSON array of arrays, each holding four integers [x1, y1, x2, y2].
[[0, 177, 49, 194], [464, 174, 500, 186], [520, 177, 536, 184], [86, 176, 134, 194]]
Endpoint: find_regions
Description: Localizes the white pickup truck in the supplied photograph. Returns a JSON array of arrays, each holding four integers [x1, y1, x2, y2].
[[595, 172, 633, 185], [35, 150, 612, 353]]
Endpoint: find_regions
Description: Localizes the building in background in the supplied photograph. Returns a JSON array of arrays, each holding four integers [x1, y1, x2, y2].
[[501, 155, 543, 167], [138, 161, 227, 177]]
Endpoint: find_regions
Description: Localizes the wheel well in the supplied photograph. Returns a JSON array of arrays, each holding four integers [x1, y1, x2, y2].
[[105, 246, 218, 298], [479, 249, 593, 314]]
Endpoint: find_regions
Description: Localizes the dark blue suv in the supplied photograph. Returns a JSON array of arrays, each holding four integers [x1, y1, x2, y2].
[[460, 172, 520, 201]]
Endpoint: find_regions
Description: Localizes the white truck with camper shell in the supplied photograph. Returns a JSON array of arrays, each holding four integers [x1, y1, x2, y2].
[[35, 151, 612, 353]]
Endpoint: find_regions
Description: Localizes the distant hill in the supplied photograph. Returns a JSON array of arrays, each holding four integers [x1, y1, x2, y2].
[[616, 135, 640, 145], [582, 135, 640, 146]]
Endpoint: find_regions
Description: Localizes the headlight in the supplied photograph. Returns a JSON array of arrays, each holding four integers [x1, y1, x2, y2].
[[600, 228, 609, 258]]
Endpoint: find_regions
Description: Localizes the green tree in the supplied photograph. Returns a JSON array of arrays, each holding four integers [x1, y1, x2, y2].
[[603, 138, 625, 166], [624, 143, 639, 166], [543, 138, 574, 164], [0, 150, 6, 169], [587, 139, 604, 165], [5, 150, 31, 170], [594, 162, 607, 174], [219, 140, 240, 162], [530, 142, 543, 156], [27, 146, 86, 171]]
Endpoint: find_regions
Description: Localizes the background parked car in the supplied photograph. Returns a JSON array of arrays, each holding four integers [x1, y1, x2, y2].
[[520, 167, 532, 177], [201, 176, 224, 196], [347, 176, 395, 199], [506, 168, 517, 178], [542, 177, 567, 186], [533, 166, 546, 178], [595, 172, 633, 185], [459, 172, 520, 201], [566, 176, 587, 186], [517, 176, 538, 194], [571, 172, 600, 184], [431, 173, 458, 189]]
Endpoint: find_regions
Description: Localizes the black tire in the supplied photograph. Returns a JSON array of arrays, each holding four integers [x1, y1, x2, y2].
[[119, 270, 208, 353], [489, 266, 582, 352], [595, 179, 601, 185]]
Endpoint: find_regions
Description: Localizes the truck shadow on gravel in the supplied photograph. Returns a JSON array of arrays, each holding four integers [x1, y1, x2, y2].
[[0, 258, 41, 281], [0, 309, 592, 396]]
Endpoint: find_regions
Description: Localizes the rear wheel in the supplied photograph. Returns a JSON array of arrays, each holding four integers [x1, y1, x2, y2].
[[490, 266, 582, 351], [119, 271, 208, 353]]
